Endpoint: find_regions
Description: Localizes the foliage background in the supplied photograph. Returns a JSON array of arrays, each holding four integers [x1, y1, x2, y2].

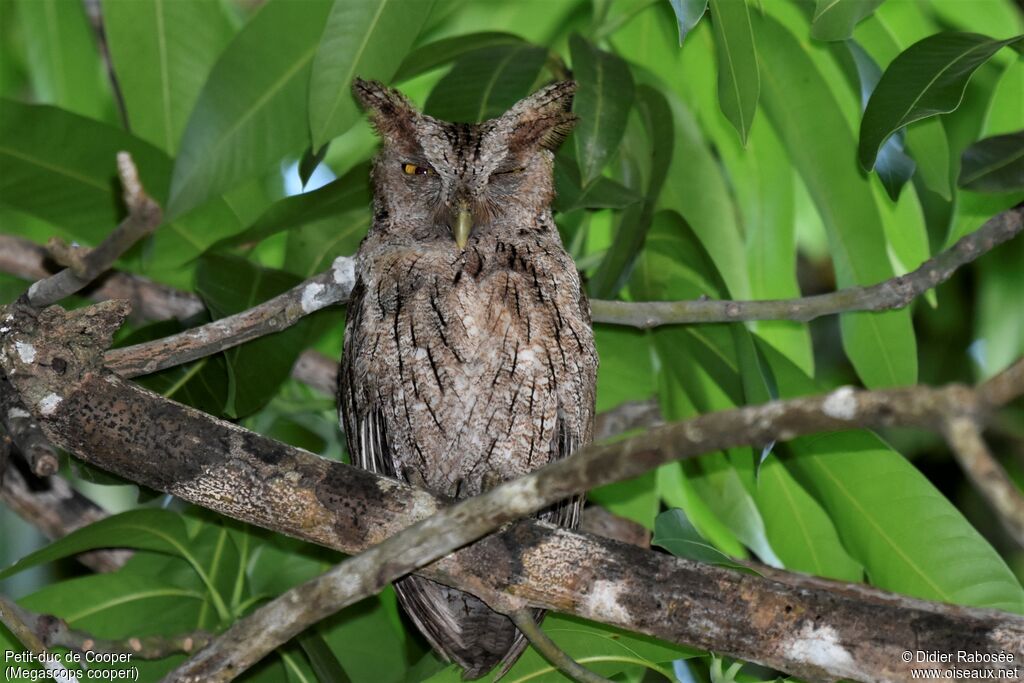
[[1, 0, 1023, 681]]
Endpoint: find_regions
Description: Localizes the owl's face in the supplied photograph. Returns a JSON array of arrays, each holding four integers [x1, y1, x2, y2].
[[353, 78, 576, 249]]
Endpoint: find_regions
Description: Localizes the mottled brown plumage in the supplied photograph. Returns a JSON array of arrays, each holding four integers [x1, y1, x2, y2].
[[339, 78, 598, 678]]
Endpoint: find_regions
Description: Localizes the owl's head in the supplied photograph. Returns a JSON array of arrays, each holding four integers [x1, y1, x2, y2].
[[353, 78, 576, 249]]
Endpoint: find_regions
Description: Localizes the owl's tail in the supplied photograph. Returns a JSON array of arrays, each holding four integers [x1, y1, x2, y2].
[[394, 574, 541, 679]]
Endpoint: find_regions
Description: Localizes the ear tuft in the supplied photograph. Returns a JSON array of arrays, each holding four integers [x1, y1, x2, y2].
[[503, 81, 578, 152], [352, 77, 419, 141]]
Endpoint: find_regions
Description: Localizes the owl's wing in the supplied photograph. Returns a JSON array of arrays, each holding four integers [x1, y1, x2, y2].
[[545, 410, 584, 529], [339, 279, 396, 479]]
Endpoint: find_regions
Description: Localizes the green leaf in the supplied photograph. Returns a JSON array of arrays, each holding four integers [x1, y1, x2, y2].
[[974, 234, 1024, 379], [657, 463, 750, 565], [905, 117, 952, 200], [593, 327, 655, 414], [0, 99, 169, 244], [0, 99, 248, 266], [15, 0, 111, 120], [570, 34, 635, 185], [657, 93, 751, 299], [756, 14, 917, 388], [667, 0, 708, 46], [707, 0, 759, 144], [394, 32, 523, 82], [218, 163, 371, 248], [298, 144, 328, 188], [811, 0, 884, 42], [858, 32, 1023, 172], [553, 152, 643, 213], [423, 43, 547, 123], [168, 0, 334, 218], [187, 521, 244, 629], [755, 454, 863, 581], [308, 0, 434, 151], [630, 214, 777, 562], [848, 41, 916, 201], [0, 510, 224, 608], [102, 0, 236, 153], [958, 130, 1024, 192], [299, 631, 352, 683], [196, 254, 315, 418], [318, 595, 407, 683], [730, 103, 811, 372], [759, 342, 1024, 613], [283, 212, 370, 278], [588, 86, 671, 297], [589, 472, 660, 529], [653, 508, 745, 567]]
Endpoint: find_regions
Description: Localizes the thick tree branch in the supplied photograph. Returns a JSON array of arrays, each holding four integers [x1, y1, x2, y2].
[[96, 207, 1022, 379], [163, 363, 1024, 682], [2, 300, 1022, 683], [24, 153, 162, 309]]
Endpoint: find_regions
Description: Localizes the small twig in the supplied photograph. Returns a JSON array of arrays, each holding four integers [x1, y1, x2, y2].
[[46, 237, 92, 277], [508, 610, 613, 683], [0, 452, 129, 573], [103, 256, 356, 378], [25, 152, 162, 308], [0, 594, 78, 683], [0, 234, 204, 321], [6, 596, 210, 659], [593, 399, 662, 441], [289, 349, 339, 396], [979, 358, 1024, 408], [945, 416, 1024, 547], [590, 206, 1023, 328], [580, 505, 650, 547]]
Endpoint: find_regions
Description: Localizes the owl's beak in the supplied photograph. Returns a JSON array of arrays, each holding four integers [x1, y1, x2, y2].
[[453, 201, 473, 250]]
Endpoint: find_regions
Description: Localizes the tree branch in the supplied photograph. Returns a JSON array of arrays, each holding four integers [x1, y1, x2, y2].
[[1, 375, 58, 476], [0, 594, 78, 683], [590, 206, 1023, 328], [945, 415, 1024, 547], [2, 594, 209, 659], [2, 300, 1022, 682], [103, 256, 356, 377], [162, 362, 1024, 683], [508, 610, 612, 683], [95, 207, 1023, 380], [0, 450, 129, 574], [0, 234, 204, 322], [25, 152, 163, 309]]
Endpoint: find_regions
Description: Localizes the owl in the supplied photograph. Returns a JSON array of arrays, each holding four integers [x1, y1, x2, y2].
[[339, 78, 598, 678]]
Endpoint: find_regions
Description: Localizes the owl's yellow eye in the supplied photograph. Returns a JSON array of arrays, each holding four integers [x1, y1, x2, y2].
[[402, 163, 431, 176]]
